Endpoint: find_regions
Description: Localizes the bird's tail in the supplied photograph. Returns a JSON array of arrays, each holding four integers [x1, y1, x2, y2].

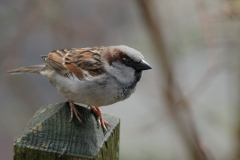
[[6, 64, 45, 75]]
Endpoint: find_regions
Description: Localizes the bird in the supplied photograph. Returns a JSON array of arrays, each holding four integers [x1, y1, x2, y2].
[[6, 45, 152, 132]]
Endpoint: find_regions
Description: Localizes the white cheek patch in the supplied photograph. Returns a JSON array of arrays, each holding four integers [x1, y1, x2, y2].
[[110, 61, 136, 85]]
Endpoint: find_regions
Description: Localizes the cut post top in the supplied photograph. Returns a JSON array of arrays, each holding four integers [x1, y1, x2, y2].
[[14, 102, 120, 159]]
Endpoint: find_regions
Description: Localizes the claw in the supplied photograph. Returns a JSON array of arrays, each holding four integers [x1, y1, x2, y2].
[[68, 100, 82, 123], [89, 106, 110, 132]]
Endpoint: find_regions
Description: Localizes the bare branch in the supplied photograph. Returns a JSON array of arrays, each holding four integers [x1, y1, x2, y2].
[[137, 0, 213, 159]]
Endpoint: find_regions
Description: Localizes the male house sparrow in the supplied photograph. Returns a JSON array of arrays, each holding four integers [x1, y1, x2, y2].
[[7, 45, 152, 131]]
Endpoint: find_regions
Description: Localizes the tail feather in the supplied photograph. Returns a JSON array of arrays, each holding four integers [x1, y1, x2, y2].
[[6, 64, 45, 75]]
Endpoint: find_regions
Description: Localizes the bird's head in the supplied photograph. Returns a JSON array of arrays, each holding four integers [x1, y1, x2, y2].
[[101, 45, 152, 86]]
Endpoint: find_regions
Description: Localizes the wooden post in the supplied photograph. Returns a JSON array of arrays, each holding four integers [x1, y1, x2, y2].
[[13, 102, 120, 160]]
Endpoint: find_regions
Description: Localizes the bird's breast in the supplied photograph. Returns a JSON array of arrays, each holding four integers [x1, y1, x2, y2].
[[48, 71, 140, 106]]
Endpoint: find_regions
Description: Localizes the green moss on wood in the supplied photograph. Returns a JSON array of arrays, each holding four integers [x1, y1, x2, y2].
[[13, 102, 120, 160]]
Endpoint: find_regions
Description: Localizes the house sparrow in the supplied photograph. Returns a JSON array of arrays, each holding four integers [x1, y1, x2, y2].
[[6, 45, 152, 131]]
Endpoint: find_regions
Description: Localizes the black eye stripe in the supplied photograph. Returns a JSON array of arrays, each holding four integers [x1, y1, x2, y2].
[[122, 57, 139, 69], [123, 57, 133, 63]]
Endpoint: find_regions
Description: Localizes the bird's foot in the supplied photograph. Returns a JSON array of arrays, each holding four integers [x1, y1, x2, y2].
[[89, 106, 110, 132], [68, 100, 82, 123]]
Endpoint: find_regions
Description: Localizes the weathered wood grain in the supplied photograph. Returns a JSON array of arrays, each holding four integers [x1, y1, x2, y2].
[[13, 102, 120, 160]]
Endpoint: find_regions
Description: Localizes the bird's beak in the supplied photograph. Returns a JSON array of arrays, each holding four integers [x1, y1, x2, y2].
[[135, 59, 152, 71]]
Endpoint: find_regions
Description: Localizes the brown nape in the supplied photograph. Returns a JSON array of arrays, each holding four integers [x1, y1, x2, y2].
[[104, 47, 129, 66]]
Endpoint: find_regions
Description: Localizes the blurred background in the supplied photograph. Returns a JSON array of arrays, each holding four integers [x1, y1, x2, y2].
[[1, 0, 240, 159]]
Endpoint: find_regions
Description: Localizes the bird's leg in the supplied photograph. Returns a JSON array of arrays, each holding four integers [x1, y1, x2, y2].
[[68, 100, 82, 123], [89, 106, 101, 126], [89, 106, 110, 132]]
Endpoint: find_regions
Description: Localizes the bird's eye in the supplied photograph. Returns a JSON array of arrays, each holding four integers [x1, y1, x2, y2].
[[123, 57, 133, 64]]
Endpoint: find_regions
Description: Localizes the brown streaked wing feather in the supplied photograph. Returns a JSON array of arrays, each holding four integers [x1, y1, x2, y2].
[[41, 51, 70, 76], [63, 61, 84, 78], [65, 47, 105, 77], [43, 47, 105, 79]]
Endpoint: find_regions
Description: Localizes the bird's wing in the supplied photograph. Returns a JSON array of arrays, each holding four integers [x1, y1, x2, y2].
[[41, 47, 105, 79]]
